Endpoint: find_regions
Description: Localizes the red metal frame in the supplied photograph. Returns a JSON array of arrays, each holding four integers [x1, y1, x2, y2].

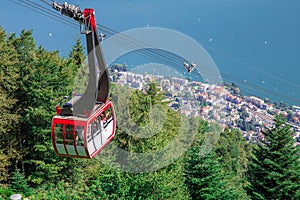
[[83, 8, 96, 32]]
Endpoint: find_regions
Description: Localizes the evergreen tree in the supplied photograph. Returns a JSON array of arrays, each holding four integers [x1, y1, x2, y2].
[[247, 115, 300, 199], [7, 30, 82, 185], [109, 82, 191, 199], [10, 169, 31, 196], [184, 122, 240, 199], [113, 81, 178, 154], [68, 35, 85, 67], [0, 27, 20, 181], [184, 141, 227, 199], [68, 35, 88, 94], [215, 128, 250, 199], [119, 161, 189, 200]]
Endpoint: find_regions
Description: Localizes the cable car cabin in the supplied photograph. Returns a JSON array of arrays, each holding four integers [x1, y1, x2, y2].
[[52, 101, 116, 158]]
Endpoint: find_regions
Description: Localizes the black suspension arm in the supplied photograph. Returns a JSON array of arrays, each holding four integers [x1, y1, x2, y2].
[[52, 1, 110, 117]]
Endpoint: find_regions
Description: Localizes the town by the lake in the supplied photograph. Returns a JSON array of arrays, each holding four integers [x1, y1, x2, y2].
[[110, 67, 300, 148]]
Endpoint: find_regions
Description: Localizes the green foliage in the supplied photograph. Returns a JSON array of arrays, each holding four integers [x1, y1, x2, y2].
[[0, 185, 14, 200], [215, 128, 250, 199], [0, 27, 21, 183], [9, 31, 77, 185], [69, 35, 88, 94], [0, 150, 10, 183], [247, 115, 300, 199], [108, 82, 193, 198], [119, 163, 189, 200], [0, 28, 87, 190], [68, 35, 85, 66], [10, 169, 32, 196], [113, 81, 179, 154], [184, 122, 247, 200], [129, 81, 166, 126], [184, 139, 225, 199], [184, 122, 229, 199]]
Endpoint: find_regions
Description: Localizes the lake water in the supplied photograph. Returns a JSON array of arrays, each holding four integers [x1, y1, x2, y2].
[[105, 0, 300, 106], [3, 0, 299, 105]]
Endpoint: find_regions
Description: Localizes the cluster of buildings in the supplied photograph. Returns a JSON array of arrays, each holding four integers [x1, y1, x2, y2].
[[111, 70, 300, 147]]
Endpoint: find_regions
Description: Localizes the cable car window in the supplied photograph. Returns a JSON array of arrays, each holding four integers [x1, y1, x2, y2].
[[103, 106, 113, 128], [106, 107, 112, 120], [66, 124, 74, 133], [76, 126, 84, 146], [65, 124, 74, 145], [87, 124, 92, 142], [55, 124, 64, 144], [92, 121, 99, 133]]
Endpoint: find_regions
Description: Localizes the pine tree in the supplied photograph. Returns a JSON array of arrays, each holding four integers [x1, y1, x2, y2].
[[215, 128, 250, 199], [7, 30, 83, 185], [0, 27, 20, 181], [68, 35, 85, 67], [119, 161, 189, 200], [10, 169, 31, 196], [68, 36, 87, 94], [108, 82, 191, 199], [113, 81, 177, 154], [184, 146, 222, 199], [247, 115, 300, 199], [184, 122, 240, 200]]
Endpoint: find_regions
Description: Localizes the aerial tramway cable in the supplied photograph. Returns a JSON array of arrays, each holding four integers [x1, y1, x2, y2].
[[9, 0, 78, 29]]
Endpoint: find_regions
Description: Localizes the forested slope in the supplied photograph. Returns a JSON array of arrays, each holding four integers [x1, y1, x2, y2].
[[0, 28, 299, 200]]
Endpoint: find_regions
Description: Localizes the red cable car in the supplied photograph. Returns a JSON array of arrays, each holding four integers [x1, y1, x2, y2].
[[51, 2, 116, 158], [52, 101, 116, 158]]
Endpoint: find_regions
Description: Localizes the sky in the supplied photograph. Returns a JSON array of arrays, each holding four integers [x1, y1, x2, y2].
[[1, 0, 300, 105]]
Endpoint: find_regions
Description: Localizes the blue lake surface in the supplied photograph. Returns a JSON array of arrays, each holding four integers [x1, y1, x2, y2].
[[1, 0, 300, 105]]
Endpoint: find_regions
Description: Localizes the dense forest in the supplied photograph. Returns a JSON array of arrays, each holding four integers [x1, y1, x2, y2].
[[0, 27, 300, 199]]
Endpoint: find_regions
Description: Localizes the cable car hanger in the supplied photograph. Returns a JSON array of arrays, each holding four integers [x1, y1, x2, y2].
[[53, 1, 110, 117]]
